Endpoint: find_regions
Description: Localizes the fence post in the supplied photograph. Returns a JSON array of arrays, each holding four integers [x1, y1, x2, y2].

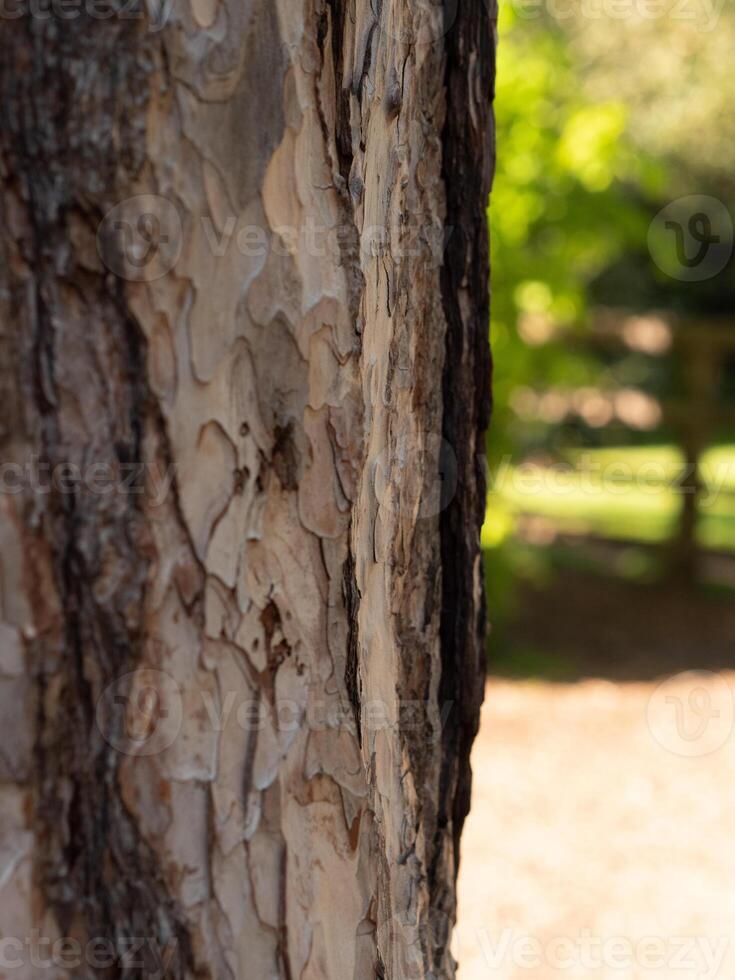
[[671, 332, 718, 583]]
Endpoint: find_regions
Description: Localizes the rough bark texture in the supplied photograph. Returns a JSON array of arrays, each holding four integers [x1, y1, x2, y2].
[[0, 1, 494, 977]]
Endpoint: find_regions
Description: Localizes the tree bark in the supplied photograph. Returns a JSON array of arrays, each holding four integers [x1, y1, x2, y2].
[[0, 1, 494, 977]]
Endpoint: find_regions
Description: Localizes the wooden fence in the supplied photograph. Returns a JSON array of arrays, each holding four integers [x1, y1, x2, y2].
[[567, 311, 735, 581]]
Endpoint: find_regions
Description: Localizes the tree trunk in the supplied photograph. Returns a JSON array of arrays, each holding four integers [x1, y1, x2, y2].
[[0, 1, 494, 977]]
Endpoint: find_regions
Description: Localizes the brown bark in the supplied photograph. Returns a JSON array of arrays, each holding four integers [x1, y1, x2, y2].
[[0, 1, 495, 977]]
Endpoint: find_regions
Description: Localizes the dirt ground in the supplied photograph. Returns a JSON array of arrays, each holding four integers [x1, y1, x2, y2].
[[455, 672, 735, 979]]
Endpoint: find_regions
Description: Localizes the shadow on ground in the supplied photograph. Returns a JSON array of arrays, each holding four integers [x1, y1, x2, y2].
[[490, 538, 735, 682]]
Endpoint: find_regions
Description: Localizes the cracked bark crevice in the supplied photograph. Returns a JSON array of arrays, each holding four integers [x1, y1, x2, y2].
[[342, 547, 362, 744], [316, 0, 367, 333]]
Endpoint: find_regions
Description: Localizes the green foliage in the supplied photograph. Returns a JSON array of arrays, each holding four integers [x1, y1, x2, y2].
[[489, 5, 663, 460], [489, 2, 735, 462]]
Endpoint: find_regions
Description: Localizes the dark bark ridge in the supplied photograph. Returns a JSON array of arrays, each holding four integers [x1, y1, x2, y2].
[[434, 0, 496, 952]]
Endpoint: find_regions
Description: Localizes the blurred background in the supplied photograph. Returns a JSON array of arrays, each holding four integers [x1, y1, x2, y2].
[[485, 0, 735, 680], [457, 1, 735, 976]]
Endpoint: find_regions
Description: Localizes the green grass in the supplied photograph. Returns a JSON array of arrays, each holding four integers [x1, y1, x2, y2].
[[484, 444, 735, 551]]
